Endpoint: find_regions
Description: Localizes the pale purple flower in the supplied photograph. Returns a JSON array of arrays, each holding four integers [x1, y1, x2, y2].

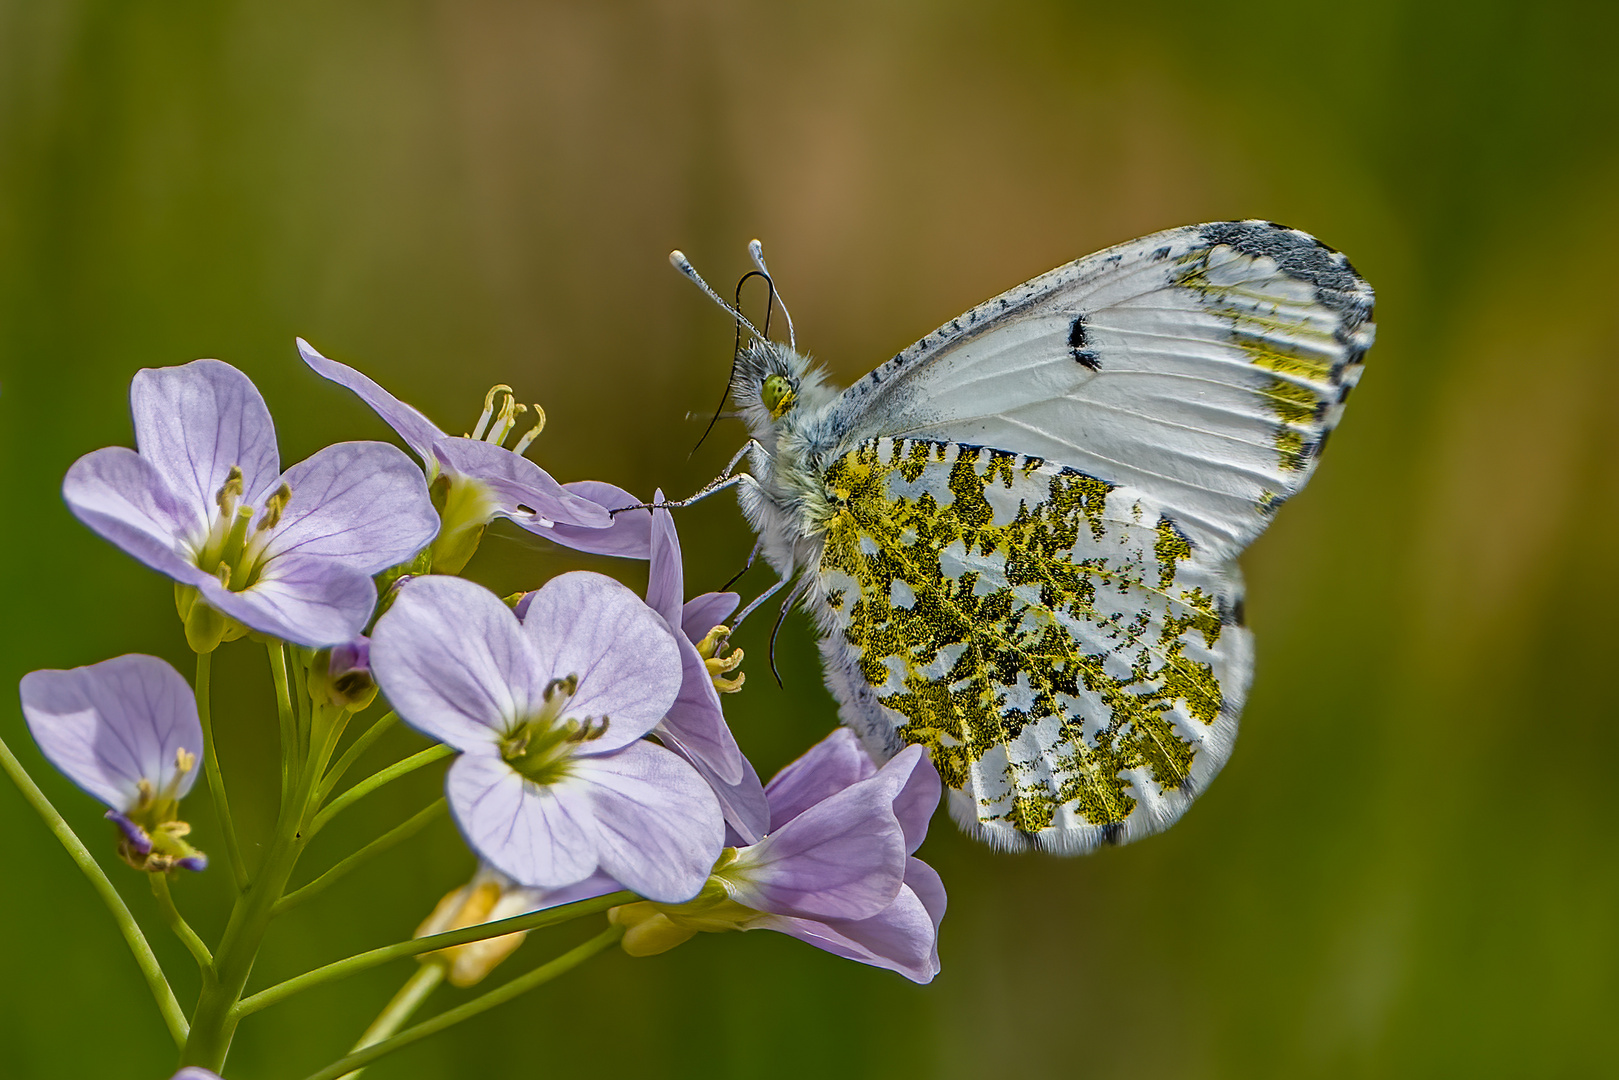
[[644, 492, 768, 844], [610, 728, 946, 983], [171, 1071, 222, 1080], [63, 360, 439, 649], [297, 339, 647, 571], [20, 655, 208, 873], [370, 572, 724, 903]]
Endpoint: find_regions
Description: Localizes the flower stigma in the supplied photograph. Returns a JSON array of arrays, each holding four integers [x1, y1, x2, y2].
[[498, 674, 610, 786]]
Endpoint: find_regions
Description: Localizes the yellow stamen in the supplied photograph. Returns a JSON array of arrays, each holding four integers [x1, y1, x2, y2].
[[511, 403, 547, 455]]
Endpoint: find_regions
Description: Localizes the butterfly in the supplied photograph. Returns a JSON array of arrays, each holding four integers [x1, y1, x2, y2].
[[671, 221, 1374, 853]]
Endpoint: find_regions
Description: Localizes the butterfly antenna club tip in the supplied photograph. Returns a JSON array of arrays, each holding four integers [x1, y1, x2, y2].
[[747, 239, 796, 350], [669, 248, 765, 342]]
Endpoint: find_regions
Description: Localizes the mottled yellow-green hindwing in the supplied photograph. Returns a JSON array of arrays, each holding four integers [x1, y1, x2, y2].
[[814, 438, 1251, 851]]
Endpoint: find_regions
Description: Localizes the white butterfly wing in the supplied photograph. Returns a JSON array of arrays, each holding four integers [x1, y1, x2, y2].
[[821, 221, 1375, 560]]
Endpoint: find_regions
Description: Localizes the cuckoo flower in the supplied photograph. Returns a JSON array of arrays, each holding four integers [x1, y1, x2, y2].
[[370, 572, 724, 903], [63, 360, 438, 650], [645, 492, 767, 843], [20, 655, 208, 873], [297, 339, 642, 573], [610, 728, 946, 983]]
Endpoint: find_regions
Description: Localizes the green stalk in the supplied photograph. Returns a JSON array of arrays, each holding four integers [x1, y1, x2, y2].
[[267, 642, 297, 806], [233, 890, 635, 1018], [337, 961, 446, 1079], [177, 700, 342, 1070], [317, 710, 398, 802], [312, 744, 453, 834], [0, 730, 188, 1047], [275, 798, 447, 914], [195, 652, 247, 894], [151, 871, 214, 972], [299, 925, 624, 1080]]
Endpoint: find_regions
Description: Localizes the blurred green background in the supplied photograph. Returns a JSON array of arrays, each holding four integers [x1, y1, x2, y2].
[[3, 1, 1617, 1077]]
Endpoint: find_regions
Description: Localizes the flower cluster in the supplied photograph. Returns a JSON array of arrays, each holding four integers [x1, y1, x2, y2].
[[14, 343, 948, 1079]]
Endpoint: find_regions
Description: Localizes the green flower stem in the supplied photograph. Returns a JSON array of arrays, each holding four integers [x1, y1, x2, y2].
[[317, 710, 399, 802], [233, 890, 636, 1019], [311, 744, 454, 835], [299, 924, 625, 1080], [0, 730, 188, 1047], [195, 652, 248, 894], [178, 710, 344, 1072], [336, 960, 446, 1079], [275, 798, 448, 915], [150, 871, 214, 973], [267, 642, 298, 806]]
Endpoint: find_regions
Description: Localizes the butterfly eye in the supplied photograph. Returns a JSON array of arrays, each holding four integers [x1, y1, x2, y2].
[[761, 374, 797, 419]]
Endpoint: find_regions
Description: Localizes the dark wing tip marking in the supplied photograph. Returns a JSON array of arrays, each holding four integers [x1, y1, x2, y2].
[[1067, 315, 1101, 370], [1197, 220, 1374, 327]]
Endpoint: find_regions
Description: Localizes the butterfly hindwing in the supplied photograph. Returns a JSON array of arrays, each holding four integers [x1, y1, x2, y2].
[[808, 437, 1252, 853], [821, 221, 1375, 560]]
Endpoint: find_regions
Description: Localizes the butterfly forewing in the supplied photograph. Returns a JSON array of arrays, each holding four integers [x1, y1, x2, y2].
[[822, 221, 1374, 560], [809, 437, 1251, 852]]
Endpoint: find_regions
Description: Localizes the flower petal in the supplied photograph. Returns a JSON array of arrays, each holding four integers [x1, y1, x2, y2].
[[434, 438, 611, 531], [446, 754, 599, 889], [659, 725, 769, 845], [519, 572, 681, 751], [20, 655, 202, 811], [889, 747, 942, 854], [763, 727, 878, 828], [62, 446, 202, 576], [130, 359, 281, 515], [297, 338, 446, 461], [575, 740, 723, 904], [199, 554, 378, 649], [545, 481, 652, 559], [263, 441, 439, 571], [761, 861, 944, 984], [681, 592, 739, 643], [645, 494, 683, 627], [728, 767, 907, 921], [371, 576, 544, 749], [656, 625, 745, 784]]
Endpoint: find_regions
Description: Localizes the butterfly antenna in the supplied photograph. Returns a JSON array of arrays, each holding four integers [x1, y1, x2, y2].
[[673, 249, 765, 457], [748, 239, 796, 351], [735, 269, 777, 341]]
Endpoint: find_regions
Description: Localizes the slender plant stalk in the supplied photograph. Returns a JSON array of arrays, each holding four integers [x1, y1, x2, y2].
[[195, 652, 247, 894], [267, 642, 298, 806], [312, 744, 453, 834], [0, 730, 188, 1047], [300, 925, 625, 1080], [150, 871, 214, 972], [317, 710, 399, 801], [233, 890, 636, 1018], [177, 699, 344, 1071], [276, 798, 448, 914], [337, 961, 446, 1080]]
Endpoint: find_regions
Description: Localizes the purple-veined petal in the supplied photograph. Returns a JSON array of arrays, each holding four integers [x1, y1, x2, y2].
[[519, 572, 681, 751], [263, 441, 439, 571], [889, 746, 942, 853], [764, 727, 878, 828], [198, 554, 378, 649], [545, 481, 652, 559], [682, 592, 739, 643], [172, 1069, 226, 1080], [657, 625, 744, 784], [297, 338, 446, 461], [727, 768, 907, 921], [660, 725, 769, 845], [645, 494, 682, 627], [447, 754, 600, 889], [20, 655, 202, 811], [575, 740, 723, 904], [434, 438, 611, 531], [62, 446, 205, 576], [131, 359, 281, 513], [371, 576, 543, 749], [761, 862, 943, 984]]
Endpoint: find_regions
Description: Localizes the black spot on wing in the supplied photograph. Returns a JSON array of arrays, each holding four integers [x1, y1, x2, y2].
[[1067, 315, 1101, 370]]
